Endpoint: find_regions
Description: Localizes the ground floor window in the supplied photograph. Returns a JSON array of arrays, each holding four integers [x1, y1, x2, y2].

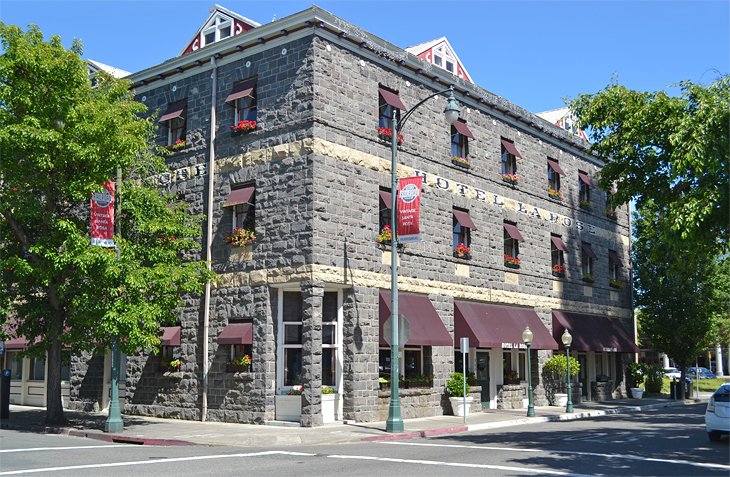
[[379, 346, 432, 385], [29, 356, 45, 381], [502, 348, 527, 383], [7, 351, 23, 380]]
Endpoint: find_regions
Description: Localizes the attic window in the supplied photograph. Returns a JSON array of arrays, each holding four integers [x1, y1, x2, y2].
[[203, 15, 233, 47], [446, 61, 454, 73]]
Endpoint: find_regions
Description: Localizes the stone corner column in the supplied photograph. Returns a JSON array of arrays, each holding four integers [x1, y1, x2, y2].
[[300, 280, 324, 427]]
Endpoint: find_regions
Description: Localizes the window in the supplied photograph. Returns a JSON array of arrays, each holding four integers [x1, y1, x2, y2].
[[579, 171, 592, 207], [547, 159, 564, 199], [454, 350, 470, 374], [502, 349, 526, 382], [223, 184, 256, 244], [446, 61, 454, 73], [378, 87, 404, 131], [282, 292, 303, 387], [609, 251, 620, 280], [500, 139, 520, 177], [434, 55, 443, 67], [233, 189, 255, 231], [551, 234, 567, 276], [226, 78, 257, 129], [159, 100, 187, 147], [30, 356, 45, 381], [451, 120, 473, 160], [379, 347, 432, 382], [7, 351, 22, 380], [581, 242, 597, 281], [378, 188, 392, 231], [230, 343, 253, 366], [202, 14, 233, 47], [503, 221, 523, 267], [322, 292, 339, 387], [453, 208, 476, 258]]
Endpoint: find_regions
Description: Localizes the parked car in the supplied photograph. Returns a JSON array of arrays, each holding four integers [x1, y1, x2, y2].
[[663, 367, 681, 379], [705, 383, 730, 441], [687, 367, 716, 379]]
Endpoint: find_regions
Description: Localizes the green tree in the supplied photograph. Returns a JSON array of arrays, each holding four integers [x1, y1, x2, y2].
[[570, 77, 729, 252], [632, 202, 729, 398], [0, 24, 212, 424]]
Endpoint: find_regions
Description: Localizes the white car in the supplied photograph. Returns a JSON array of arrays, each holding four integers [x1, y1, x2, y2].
[[664, 367, 681, 379], [705, 383, 730, 441]]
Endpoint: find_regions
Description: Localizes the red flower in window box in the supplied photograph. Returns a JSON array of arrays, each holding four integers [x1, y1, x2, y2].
[[548, 187, 563, 200], [231, 120, 257, 133], [552, 264, 565, 277], [377, 127, 404, 145], [165, 139, 186, 151], [501, 174, 520, 185], [451, 156, 471, 168], [454, 243, 471, 259], [225, 227, 256, 247], [504, 254, 521, 268]]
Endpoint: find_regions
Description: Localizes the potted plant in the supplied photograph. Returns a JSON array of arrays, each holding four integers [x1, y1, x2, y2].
[[230, 119, 257, 133], [609, 278, 624, 289], [503, 369, 520, 385], [378, 376, 390, 391], [581, 273, 595, 284], [627, 363, 645, 399], [501, 173, 520, 186], [160, 356, 182, 374], [446, 372, 473, 417], [552, 264, 565, 277], [548, 187, 563, 200], [504, 254, 521, 269], [454, 243, 471, 260], [542, 354, 580, 406], [579, 199, 592, 210], [451, 156, 471, 169], [377, 225, 393, 245], [377, 127, 404, 145], [165, 139, 186, 152], [226, 354, 252, 372], [225, 227, 256, 247]]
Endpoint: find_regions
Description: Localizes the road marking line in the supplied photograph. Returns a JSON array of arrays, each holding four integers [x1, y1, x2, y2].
[[327, 454, 591, 476], [0, 445, 136, 454], [382, 441, 730, 471], [0, 451, 316, 475]]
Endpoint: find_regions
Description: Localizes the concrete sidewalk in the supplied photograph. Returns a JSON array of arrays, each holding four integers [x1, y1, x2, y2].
[[0, 394, 710, 448]]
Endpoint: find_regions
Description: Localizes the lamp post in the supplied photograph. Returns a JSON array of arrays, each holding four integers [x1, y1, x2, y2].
[[385, 87, 461, 433], [561, 329, 573, 413], [522, 326, 535, 417]]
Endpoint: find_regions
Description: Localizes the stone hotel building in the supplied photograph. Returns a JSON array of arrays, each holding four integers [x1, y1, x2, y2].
[[6, 5, 639, 426]]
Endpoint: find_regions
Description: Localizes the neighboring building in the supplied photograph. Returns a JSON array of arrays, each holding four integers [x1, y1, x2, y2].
[[63, 5, 636, 426], [536, 107, 589, 142]]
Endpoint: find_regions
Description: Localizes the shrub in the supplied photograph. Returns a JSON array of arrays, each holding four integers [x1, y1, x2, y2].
[[542, 354, 580, 404], [446, 372, 470, 397], [627, 363, 644, 386], [643, 364, 664, 394]]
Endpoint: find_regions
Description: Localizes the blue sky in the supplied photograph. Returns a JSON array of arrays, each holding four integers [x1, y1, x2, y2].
[[2, 1, 728, 113]]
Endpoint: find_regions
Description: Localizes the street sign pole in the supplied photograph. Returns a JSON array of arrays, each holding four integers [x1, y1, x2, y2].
[[460, 337, 469, 424]]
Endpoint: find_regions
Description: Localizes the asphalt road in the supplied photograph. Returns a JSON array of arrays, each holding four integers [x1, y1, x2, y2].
[[1, 404, 727, 476]]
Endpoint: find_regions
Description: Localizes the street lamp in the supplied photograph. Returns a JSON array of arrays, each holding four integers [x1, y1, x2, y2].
[[561, 329, 573, 413], [522, 326, 535, 417], [386, 86, 461, 433]]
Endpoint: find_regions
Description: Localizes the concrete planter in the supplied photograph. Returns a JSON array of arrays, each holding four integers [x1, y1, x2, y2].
[[554, 393, 568, 406], [630, 387, 644, 399], [321, 394, 340, 424], [449, 396, 474, 417], [275, 395, 301, 422]]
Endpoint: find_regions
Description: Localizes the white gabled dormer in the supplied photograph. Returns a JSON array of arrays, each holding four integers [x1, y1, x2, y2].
[[536, 107, 589, 142], [405, 37, 473, 83], [181, 4, 261, 56]]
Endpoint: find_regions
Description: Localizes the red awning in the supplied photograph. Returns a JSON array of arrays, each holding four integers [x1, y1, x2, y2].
[[551, 236, 568, 252], [378, 88, 407, 110], [225, 79, 256, 103], [160, 326, 181, 346], [223, 186, 255, 207], [503, 223, 524, 241], [579, 171, 592, 186], [379, 190, 392, 210], [455, 301, 558, 350], [547, 159, 565, 176], [501, 139, 522, 158], [159, 100, 187, 122], [379, 290, 452, 346], [581, 242, 597, 259], [453, 210, 477, 230], [217, 323, 253, 345], [5, 337, 29, 350], [453, 120, 474, 139], [609, 250, 623, 267], [552, 311, 638, 353]]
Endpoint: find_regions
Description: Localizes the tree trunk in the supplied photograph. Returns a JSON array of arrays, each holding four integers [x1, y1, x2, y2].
[[45, 315, 67, 425]]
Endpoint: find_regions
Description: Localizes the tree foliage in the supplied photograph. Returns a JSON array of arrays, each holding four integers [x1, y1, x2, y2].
[[570, 77, 729, 253], [0, 23, 213, 424]]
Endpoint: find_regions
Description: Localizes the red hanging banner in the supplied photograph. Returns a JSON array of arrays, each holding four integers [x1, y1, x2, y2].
[[397, 176, 422, 243], [90, 181, 115, 248]]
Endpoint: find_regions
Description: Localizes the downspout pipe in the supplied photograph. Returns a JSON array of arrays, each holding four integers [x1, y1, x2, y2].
[[202, 56, 217, 421]]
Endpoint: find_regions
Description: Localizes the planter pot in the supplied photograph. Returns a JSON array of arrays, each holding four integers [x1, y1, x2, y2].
[[275, 394, 301, 422], [449, 396, 474, 417], [322, 394, 340, 424], [505, 263, 521, 269], [631, 387, 644, 399], [554, 393, 568, 406], [452, 159, 471, 169]]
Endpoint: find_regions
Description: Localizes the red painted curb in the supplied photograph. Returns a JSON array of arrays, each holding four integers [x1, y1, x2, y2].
[[361, 431, 423, 441], [421, 425, 468, 437], [67, 429, 192, 446]]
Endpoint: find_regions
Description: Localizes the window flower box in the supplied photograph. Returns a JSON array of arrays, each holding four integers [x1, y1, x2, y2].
[[226, 354, 252, 373], [378, 377, 390, 391], [401, 375, 433, 389], [231, 119, 257, 134], [609, 278, 625, 289], [451, 156, 471, 169], [504, 254, 521, 269], [165, 139, 186, 152], [501, 173, 520, 186], [548, 188, 563, 201], [579, 200, 592, 210], [454, 243, 471, 260], [605, 208, 618, 219], [582, 273, 595, 283], [160, 357, 182, 375], [377, 127, 404, 145], [552, 264, 565, 277], [275, 387, 340, 423], [225, 227, 256, 247]]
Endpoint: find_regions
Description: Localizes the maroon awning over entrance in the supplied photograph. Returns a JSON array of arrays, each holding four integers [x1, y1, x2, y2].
[[5, 337, 29, 350], [217, 323, 254, 345], [552, 311, 638, 353], [455, 301, 558, 350], [379, 290, 452, 346], [160, 326, 181, 346]]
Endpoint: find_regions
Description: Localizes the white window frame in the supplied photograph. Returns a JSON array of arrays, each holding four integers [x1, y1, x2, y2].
[[234, 94, 256, 125], [166, 116, 185, 146], [202, 14, 233, 47], [582, 244, 594, 276]]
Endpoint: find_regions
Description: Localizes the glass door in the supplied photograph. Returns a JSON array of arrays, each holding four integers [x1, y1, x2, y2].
[[476, 351, 490, 409]]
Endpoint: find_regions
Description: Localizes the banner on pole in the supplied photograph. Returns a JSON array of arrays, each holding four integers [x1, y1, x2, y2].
[[397, 176, 422, 243], [91, 181, 115, 248]]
